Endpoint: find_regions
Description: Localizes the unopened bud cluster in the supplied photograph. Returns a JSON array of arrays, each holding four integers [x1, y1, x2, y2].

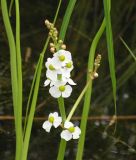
[[44, 20, 76, 98], [45, 19, 66, 53], [90, 54, 102, 79]]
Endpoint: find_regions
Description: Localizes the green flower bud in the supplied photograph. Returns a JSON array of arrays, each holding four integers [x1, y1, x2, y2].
[[59, 85, 65, 92], [59, 55, 65, 61], [49, 64, 55, 70], [68, 127, 75, 133], [66, 62, 72, 68], [49, 116, 54, 123]]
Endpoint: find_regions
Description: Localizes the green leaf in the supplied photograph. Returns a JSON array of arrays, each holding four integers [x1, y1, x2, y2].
[[76, 19, 106, 160], [59, 0, 77, 41], [103, 0, 117, 130]]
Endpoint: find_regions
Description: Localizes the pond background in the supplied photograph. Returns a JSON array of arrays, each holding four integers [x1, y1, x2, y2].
[[0, 0, 136, 159]]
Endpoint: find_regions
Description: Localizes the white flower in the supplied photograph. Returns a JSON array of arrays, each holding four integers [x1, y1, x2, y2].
[[45, 58, 59, 81], [44, 49, 76, 98], [42, 112, 62, 132], [60, 121, 81, 141], [49, 82, 72, 98], [53, 50, 72, 68]]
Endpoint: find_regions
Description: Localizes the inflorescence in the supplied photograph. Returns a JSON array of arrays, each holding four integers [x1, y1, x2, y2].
[[42, 20, 101, 141]]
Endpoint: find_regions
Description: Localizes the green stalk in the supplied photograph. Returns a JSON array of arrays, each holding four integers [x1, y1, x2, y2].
[[15, 0, 23, 159], [9, 0, 14, 17], [22, 1, 62, 159], [76, 19, 106, 160], [1, 1, 22, 160], [23, 55, 42, 135], [59, 0, 77, 41], [66, 79, 91, 122], [21, 55, 43, 160], [57, 97, 66, 160], [58, 97, 66, 121], [103, 0, 117, 133], [57, 1, 77, 159]]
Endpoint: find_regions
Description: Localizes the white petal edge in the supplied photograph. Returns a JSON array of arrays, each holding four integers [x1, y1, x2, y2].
[[49, 86, 61, 98], [53, 117, 62, 128], [67, 78, 76, 85], [64, 121, 74, 129], [44, 79, 50, 86], [61, 130, 72, 141], [42, 121, 52, 132], [72, 126, 81, 139], [62, 85, 72, 98]]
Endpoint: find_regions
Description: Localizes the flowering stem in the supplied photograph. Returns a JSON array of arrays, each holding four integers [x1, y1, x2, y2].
[[57, 97, 66, 121], [76, 18, 106, 160], [66, 79, 91, 122]]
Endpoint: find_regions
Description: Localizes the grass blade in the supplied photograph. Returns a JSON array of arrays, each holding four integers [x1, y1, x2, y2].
[[22, 1, 63, 159], [103, 0, 117, 130], [59, 0, 76, 41], [76, 19, 106, 160], [120, 37, 136, 61], [103, 0, 116, 105], [1, 0, 22, 159], [9, 0, 14, 17], [21, 55, 43, 160], [15, 0, 23, 158]]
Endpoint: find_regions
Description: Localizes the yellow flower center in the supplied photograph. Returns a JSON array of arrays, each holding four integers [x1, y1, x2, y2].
[[49, 64, 55, 70], [59, 55, 65, 61], [48, 116, 54, 123], [66, 62, 72, 68], [68, 127, 75, 133], [59, 85, 65, 92]]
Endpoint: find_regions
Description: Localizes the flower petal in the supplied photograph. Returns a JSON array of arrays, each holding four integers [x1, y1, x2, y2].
[[67, 78, 76, 85], [63, 50, 72, 60], [62, 85, 72, 98], [46, 70, 57, 81], [72, 126, 81, 139], [45, 58, 52, 68], [52, 112, 58, 118], [64, 121, 74, 129], [53, 117, 62, 128], [49, 86, 61, 98], [44, 79, 50, 86], [61, 130, 72, 141], [42, 121, 52, 132]]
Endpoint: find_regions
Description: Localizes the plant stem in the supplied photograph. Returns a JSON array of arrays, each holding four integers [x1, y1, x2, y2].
[[1, 1, 21, 160], [15, 0, 23, 159], [103, 0, 117, 133], [76, 18, 106, 160], [57, 1, 77, 159], [22, 0, 62, 159], [66, 79, 91, 122]]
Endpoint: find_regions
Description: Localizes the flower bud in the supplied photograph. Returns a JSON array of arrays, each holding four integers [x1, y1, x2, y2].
[[50, 43, 54, 47], [94, 72, 98, 78], [45, 19, 49, 25], [58, 40, 63, 44], [50, 47, 55, 53], [61, 44, 66, 50]]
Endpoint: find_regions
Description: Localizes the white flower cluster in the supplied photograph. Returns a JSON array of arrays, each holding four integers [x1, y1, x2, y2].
[[44, 50, 76, 98], [42, 112, 81, 141]]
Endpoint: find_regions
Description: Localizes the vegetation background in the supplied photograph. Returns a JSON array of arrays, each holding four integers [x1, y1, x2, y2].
[[0, 0, 136, 159]]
